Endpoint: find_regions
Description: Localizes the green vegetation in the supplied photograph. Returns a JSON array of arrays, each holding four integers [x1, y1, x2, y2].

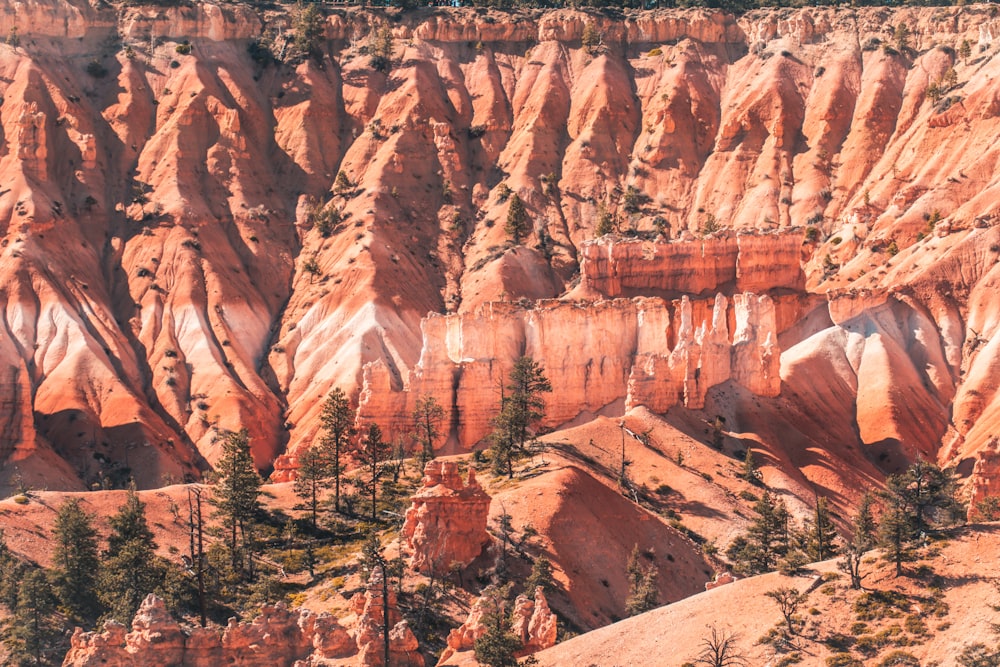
[[412, 394, 445, 468], [473, 584, 523, 667], [625, 544, 659, 616], [504, 193, 529, 243], [489, 356, 552, 478]]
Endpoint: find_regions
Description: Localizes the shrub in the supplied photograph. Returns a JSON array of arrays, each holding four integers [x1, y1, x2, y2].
[[582, 22, 602, 55], [878, 650, 919, 666], [647, 47, 663, 57], [174, 41, 192, 55], [826, 655, 863, 667], [85, 59, 108, 78]]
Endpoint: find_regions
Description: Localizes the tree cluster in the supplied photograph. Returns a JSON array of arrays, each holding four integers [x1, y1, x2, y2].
[[0, 488, 174, 665], [724, 461, 961, 584]]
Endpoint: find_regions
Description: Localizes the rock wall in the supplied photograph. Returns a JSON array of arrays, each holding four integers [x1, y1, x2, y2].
[[402, 460, 492, 575], [578, 231, 805, 298], [356, 294, 780, 450]]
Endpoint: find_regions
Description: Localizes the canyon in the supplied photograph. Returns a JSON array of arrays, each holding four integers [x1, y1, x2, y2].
[[1, 1, 1000, 663], [1, 1, 998, 503]]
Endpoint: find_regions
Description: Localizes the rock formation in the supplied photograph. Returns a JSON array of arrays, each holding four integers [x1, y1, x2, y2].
[[353, 567, 424, 667], [62, 594, 353, 666], [355, 293, 780, 450], [438, 587, 557, 666], [0, 0, 999, 508], [402, 460, 492, 576], [578, 231, 805, 298]]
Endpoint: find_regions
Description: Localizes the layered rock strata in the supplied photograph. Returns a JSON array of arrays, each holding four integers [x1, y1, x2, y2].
[[350, 294, 779, 454], [402, 460, 492, 575], [579, 231, 806, 298]]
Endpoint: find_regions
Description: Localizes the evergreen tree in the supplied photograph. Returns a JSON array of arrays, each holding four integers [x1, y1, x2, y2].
[[878, 502, 917, 578], [524, 556, 555, 595], [489, 402, 518, 479], [319, 387, 356, 514], [765, 587, 806, 635], [293, 446, 327, 531], [802, 496, 838, 563], [99, 486, 164, 624], [504, 193, 529, 243], [0, 529, 23, 610], [51, 498, 100, 625], [412, 394, 445, 468], [369, 26, 394, 73], [839, 492, 877, 589], [725, 491, 791, 575], [2, 569, 60, 666], [501, 356, 552, 453], [291, 2, 325, 62], [361, 422, 390, 523], [473, 584, 522, 667], [884, 460, 960, 534], [212, 428, 263, 576], [625, 544, 659, 617], [491, 510, 515, 584], [741, 449, 762, 485]]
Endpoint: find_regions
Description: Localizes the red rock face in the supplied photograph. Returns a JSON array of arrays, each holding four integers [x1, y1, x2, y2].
[[402, 460, 492, 575], [2, 2, 1000, 499]]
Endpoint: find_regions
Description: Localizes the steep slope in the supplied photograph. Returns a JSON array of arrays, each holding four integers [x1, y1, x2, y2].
[[2, 2, 1000, 507]]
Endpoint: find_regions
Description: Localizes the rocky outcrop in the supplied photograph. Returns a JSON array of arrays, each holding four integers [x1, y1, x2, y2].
[[578, 231, 805, 298], [359, 294, 780, 448], [354, 567, 423, 667], [62, 594, 353, 667], [438, 587, 557, 666], [511, 588, 559, 655], [402, 460, 492, 576]]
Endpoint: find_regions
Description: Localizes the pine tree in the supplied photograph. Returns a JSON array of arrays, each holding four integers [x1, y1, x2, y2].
[[369, 26, 394, 73], [726, 491, 791, 575], [412, 394, 445, 468], [2, 569, 60, 666], [0, 529, 23, 610], [884, 460, 960, 534], [741, 449, 762, 484], [839, 492, 877, 589], [489, 404, 517, 478], [99, 486, 164, 625], [293, 446, 328, 531], [361, 422, 390, 523], [765, 587, 806, 635], [473, 584, 522, 667], [212, 428, 263, 576], [508, 356, 552, 449], [625, 544, 659, 617], [878, 502, 917, 577], [319, 387, 356, 514], [803, 496, 838, 563], [524, 556, 554, 595], [51, 498, 100, 625], [504, 193, 529, 243]]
